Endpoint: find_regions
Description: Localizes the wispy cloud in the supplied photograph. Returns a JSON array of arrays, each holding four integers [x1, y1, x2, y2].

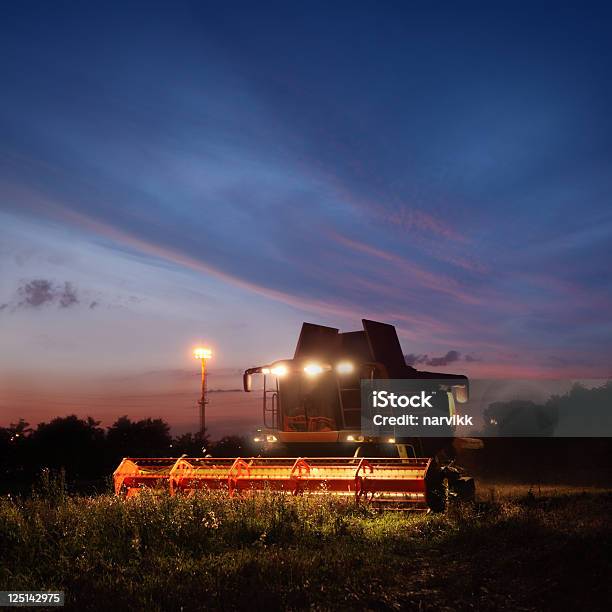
[[12, 194, 396, 324], [329, 231, 481, 305], [383, 206, 468, 244], [405, 350, 481, 367]]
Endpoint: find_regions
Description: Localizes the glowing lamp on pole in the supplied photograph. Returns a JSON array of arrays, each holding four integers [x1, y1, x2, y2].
[[194, 347, 213, 435]]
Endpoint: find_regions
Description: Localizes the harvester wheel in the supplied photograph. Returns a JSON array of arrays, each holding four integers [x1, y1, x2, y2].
[[426, 474, 449, 513]]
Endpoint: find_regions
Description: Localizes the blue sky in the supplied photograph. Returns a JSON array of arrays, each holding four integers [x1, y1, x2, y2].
[[1, 0, 612, 410]]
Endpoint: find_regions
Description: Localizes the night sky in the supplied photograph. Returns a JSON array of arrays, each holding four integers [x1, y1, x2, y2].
[[1, 3, 611, 432]]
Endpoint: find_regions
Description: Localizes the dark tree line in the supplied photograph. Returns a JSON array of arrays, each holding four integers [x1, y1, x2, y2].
[[0, 415, 247, 494], [482, 381, 612, 437], [463, 382, 612, 485]]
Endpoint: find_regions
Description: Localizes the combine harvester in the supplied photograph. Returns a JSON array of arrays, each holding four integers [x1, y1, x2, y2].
[[114, 320, 479, 510]]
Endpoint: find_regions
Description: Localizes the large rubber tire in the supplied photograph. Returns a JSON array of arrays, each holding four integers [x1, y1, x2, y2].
[[426, 473, 449, 513]]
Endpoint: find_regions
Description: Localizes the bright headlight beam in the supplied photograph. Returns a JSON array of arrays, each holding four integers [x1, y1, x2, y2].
[[336, 361, 354, 374], [270, 364, 288, 377], [303, 363, 323, 376]]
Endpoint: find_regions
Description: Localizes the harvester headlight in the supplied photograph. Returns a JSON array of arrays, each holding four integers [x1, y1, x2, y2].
[[261, 367, 270, 374], [266, 434, 278, 443], [388, 437, 396, 444], [336, 361, 354, 374], [346, 434, 364, 442], [271, 364, 288, 377], [304, 363, 323, 376], [253, 436, 262, 443]]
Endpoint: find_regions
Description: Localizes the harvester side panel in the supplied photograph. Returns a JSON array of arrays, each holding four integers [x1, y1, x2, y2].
[[362, 319, 414, 377], [294, 323, 340, 360]]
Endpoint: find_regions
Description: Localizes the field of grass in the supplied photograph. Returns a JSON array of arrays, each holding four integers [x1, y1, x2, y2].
[[1, 480, 611, 611]]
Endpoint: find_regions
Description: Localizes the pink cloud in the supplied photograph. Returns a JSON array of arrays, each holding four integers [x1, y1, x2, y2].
[[329, 231, 481, 305]]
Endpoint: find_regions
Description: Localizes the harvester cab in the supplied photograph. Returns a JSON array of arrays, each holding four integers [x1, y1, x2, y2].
[[243, 319, 470, 459]]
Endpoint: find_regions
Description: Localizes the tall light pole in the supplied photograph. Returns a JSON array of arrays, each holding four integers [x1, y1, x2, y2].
[[193, 347, 212, 436]]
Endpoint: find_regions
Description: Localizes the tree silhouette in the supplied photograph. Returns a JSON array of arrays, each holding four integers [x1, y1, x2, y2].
[[106, 416, 172, 459], [549, 381, 612, 436], [173, 431, 211, 456], [1, 421, 26, 480], [29, 415, 105, 481], [483, 400, 558, 436]]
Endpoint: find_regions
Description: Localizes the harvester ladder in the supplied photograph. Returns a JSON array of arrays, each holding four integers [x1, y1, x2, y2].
[[263, 375, 279, 429], [337, 364, 380, 429], [338, 385, 361, 429]]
